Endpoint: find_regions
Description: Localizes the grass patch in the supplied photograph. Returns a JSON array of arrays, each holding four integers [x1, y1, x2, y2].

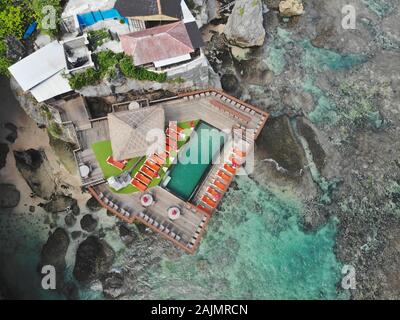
[[91, 140, 143, 194]]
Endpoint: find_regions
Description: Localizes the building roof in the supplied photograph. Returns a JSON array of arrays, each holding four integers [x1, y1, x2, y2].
[[29, 71, 72, 102], [114, 0, 182, 20], [108, 107, 165, 161], [8, 41, 67, 91], [184, 21, 204, 49], [120, 21, 194, 66]]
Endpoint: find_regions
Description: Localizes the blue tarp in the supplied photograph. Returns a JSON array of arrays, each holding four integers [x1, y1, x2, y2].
[[23, 22, 38, 40], [77, 9, 128, 28]]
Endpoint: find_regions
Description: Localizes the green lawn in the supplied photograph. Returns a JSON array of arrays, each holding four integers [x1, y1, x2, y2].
[[91, 140, 144, 194], [91, 120, 198, 194]]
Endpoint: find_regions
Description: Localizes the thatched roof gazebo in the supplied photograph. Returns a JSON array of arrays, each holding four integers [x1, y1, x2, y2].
[[108, 107, 165, 161]]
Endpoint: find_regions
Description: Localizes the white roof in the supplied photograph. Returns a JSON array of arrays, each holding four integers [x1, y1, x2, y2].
[[154, 53, 192, 68], [181, 0, 196, 23], [9, 41, 67, 92], [30, 71, 72, 102]]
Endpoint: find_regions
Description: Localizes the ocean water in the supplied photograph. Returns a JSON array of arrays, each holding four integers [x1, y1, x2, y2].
[[131, 176, 347, 300], [0, 212, 64, 300]]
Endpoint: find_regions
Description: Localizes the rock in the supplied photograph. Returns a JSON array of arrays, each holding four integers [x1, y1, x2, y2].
[[39, 228, 70, 291], [265, 0, 281, 10], [220, 73, 242, 97], [73, 236, 115, 283], [80, 214, 98, 233], [4, 123, 18, 143], [86, 197, 102, 212], [64, 213, 77, 228], [14, 149, 56, 199], [0, 184, 20, 209], [101, 271, 125, 299], [5, 36, 26, 61], [71, 231, 83, 240], [118, 224, 136, 245], [224, 0, 266, 47], [279, 0, 304, 17], [0, 143, 9, 170], [42, 194, 80, 215]]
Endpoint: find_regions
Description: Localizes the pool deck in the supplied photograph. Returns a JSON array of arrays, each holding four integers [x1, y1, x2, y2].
[[72, 88, 269, 253]]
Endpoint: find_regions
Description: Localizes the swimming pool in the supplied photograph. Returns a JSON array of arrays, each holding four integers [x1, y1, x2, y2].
[[165, 122, 226, 201], [77, 9, 128, 28]]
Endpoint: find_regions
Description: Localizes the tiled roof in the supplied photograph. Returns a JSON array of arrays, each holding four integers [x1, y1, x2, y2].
[[120, 21, 194, 66]]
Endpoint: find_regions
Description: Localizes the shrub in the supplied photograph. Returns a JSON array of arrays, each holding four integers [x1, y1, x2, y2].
[[0, 6, 27, 39], [0, 41, 11, 76], [31, 0, 62, 36], [88, 29, 111, 50], [119, 56, 167, 82], [68, 68, 102, 90], [48, 121, 62, 138]]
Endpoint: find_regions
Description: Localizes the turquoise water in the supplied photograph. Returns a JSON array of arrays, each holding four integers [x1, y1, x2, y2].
[[138, 176, 347, 300], [0, 212, 65, 299], [166, 122, 225, 200]]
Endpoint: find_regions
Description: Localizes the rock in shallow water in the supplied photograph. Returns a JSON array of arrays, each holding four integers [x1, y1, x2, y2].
[[0, 184, 20, 209], [73, 236, 115, 283], [279, 0, 304, 17], [39, 228, 70, 293], [42, 194, 80, 215], [224, 0, 266, 47], [86, 196, 102, 212], [80, 214, 98, 233]]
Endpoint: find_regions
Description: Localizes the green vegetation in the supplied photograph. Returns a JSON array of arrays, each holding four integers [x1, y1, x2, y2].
[[0, 41, 11, 75], [0, 1, 29, 39], [119, 56, 167, 82], [47, 121, 62, 138], [68, 51, 167, 90], [88, 29, 111, 50], [91, 140, 143, 194], [239, 7, 245, 16], [31, 0, 62, 36]]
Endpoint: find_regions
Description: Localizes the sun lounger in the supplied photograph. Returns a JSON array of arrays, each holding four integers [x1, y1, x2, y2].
[[144, 215, 149, 222], [153, 221, 159, 228], [201, 195, 217, 208], [200, 221, 205, 228], [141, 166, 158, 178], [149, 218, 154, 224], [150, 154, 165, 166], [175, 235, 181, 241], [139, 212, 144, 218], [190, 238, 196, 245], [224, 164, 236, 175], [213, 180, 226, 191], [217, 171, 231, 183], [135, 173, 152, 185], [197, 205, 211, 214], [98, 192, 104, 199], [159, 224, 165, 231], [145, 160, 160, 172], [202, 216, 207, 222], [106, 156, 125, 170], [207, 187, 221, 200], [131, 179, 147, 192], [170, 232, 176, 238], [233, 148, 246, 157], [164, 227, 170, 234]]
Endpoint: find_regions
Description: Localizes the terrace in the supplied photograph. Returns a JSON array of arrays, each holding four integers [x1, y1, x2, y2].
[[72, 89, 268, 253]]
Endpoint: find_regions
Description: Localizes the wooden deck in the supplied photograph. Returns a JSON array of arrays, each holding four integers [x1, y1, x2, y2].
[[89, 185, 210, 253], [69, 89, 269, 253]]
